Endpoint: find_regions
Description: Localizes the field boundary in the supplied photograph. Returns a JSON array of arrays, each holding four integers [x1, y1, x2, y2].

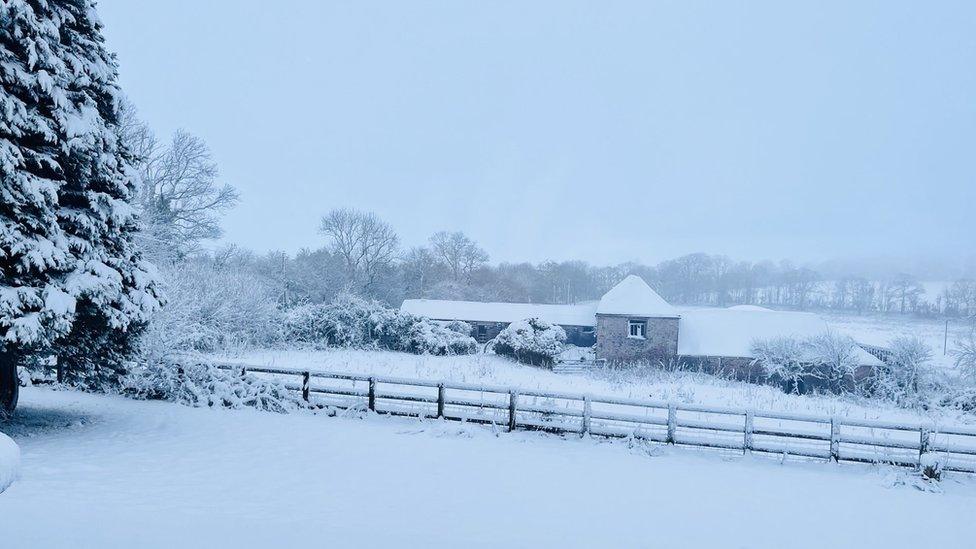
[[212, 362, 976, 474]]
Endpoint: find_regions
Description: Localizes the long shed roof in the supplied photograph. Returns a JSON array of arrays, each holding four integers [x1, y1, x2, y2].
[[400, 299, 599, 327], [676, 307, 882, 366]]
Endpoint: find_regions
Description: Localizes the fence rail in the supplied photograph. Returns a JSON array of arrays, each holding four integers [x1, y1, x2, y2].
[[213, 362, 976, 474]]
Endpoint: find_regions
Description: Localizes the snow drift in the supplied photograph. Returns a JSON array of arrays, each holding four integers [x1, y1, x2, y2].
[[0, 432, 19, 493]]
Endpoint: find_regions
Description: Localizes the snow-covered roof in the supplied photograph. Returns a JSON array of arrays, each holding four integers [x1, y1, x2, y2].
[[676, 307, 882, 366], [400, 299, 599, 327], [597, 275, 679, 318]]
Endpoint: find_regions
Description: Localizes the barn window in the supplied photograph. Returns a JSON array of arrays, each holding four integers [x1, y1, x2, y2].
[[628, 320, 646, 339]]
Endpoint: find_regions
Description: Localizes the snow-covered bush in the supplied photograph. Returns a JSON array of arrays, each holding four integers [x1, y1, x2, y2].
[[752, 333, 864, 395], [404, 319, 479, 355], [938, 387, 976, 413], [139, 260, 283, 362], [444, 320, 473, 337], [804, 332, 862, 391], [920, 452, 948, 481], [0, 432, 19, 493], [872, 336, 933, 403], [284, 294, 386, 348], [493, 318, 566, 367], [750, 336, 805, 391], [283, 295, 477, 355], [951, 330, 976, 381], [123, 360, 302, 413]]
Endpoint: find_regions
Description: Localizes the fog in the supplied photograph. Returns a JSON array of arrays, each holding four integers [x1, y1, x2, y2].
[[98, 1, 975, 274]]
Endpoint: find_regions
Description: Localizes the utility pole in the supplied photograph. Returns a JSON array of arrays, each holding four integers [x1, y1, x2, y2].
[[944, 319, 949, 356]]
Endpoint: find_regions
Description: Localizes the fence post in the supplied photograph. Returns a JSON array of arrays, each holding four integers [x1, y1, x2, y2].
[[666, 404, 677, 444], [368, 377, 376, 412], [302, 371, 310, 402], [582, 396, 591, 437], [743, 411, 754, 454], [918, 428, 930, 467], [830, 418, 840, 462], [437, 384, 445, 418], [508, 391, 518, 432], [240, 366, 247, 378]]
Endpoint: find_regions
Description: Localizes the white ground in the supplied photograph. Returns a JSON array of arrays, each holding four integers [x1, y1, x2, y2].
[[823, 311, 972, 370], [213, 348, 976, 426], [3, 387, 976, 549]]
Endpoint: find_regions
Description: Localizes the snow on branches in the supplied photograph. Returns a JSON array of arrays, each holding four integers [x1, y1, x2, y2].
[[284, 294, 477, 356], [0, 0, 162, 370]]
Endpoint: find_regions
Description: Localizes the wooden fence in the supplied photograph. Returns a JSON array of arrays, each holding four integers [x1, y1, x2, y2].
[[218, 363, 976, 474]]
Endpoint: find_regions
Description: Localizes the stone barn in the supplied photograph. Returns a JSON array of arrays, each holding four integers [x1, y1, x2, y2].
[[400, 275, 882, 376]]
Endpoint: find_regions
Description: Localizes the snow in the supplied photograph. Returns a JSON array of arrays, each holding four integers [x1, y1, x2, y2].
[[727, 304, 773, 311], [822, 311, 969, 371], [677, 307, 884, 366], [2, 387, 975, 548], [597, 275, 679, 318], [401, 298, 599, 326], [0, 431, 19, 493]]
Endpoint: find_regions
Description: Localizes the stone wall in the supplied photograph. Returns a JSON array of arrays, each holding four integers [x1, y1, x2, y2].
[[675, 355, 766, 382], [594, 315, 679, 363]]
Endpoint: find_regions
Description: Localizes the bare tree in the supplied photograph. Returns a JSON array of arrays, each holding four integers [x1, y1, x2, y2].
[[319, 208, 399, 293], [402, 246, 443, 297], [890, 273, 924, 314], [120, 101, 239, 261], [429, 231, 489, 282]]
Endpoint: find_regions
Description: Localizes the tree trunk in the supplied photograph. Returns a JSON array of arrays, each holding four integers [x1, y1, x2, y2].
[[0, 349, 20, 418]]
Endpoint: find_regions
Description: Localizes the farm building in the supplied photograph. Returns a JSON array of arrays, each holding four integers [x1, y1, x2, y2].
[[401, 275, 882, 378]]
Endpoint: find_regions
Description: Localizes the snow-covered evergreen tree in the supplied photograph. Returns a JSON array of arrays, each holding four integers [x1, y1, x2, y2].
[[1, 1, 162, 402]]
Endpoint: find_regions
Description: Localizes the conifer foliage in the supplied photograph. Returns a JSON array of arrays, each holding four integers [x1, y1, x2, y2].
[[1, 1, 162, 409]]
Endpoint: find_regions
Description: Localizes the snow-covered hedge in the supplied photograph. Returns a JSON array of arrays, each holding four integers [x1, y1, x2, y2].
[[493, 318, 566, 367], [284, 295, 477, 355], [123, 360, 303, 413], [0, 432, 20, 494]]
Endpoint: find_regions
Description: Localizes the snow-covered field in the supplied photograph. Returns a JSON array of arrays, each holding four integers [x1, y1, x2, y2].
[[823, 311, 971, 370], [2, 387, 976, 549], [213, 348, 976, 426]]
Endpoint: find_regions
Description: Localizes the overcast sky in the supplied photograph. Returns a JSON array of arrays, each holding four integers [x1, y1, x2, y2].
[[98, 1, 975, 269]]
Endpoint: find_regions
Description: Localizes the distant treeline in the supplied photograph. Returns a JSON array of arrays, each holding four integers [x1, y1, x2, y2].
[[197, 209, 975, 320]]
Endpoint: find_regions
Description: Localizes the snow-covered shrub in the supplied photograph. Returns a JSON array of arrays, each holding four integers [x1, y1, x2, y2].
[[938, 387, 976, 413], [404, 318, 479, 355], [284, 294, 386, 348], [0, 432, 19, 493], [750, 336, 805, 392], [920, 452, 948, 481], [804, 332, 860, 388], [140, 260, 283, 362], [444, 320, 473, 337], [872, 336, 933, 403], [493, 318, 566, 367], [283, 295, 477, 355], [752, 333, 865, 395], [123, 360, 303, 413], [951, 330, 976, 381]]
